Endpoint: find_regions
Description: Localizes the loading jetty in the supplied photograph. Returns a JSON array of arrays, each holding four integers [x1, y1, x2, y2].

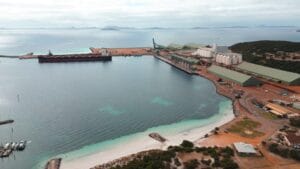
[[0, 119, 14, 126], [45, 158, 62, 169], [38, 53, 112, 63], [0, 55, 18, 58], [154, 55, 196, 75], [148, 133, 167, 143]]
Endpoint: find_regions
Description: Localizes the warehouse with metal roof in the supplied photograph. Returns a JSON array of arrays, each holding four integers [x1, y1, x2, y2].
[[208, 65, 261, 86], [236, 62, 300, 85]]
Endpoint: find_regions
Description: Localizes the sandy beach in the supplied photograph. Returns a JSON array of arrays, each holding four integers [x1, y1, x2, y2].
[[59, 106, 234, 169]]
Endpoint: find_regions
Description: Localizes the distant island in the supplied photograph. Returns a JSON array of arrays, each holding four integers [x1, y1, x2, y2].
[[230, 40, 300, 73], [101, 26, 135, 31]]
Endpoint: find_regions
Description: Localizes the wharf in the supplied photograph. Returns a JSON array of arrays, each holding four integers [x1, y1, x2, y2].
[[38, 54, 112, 63], [45, 158, 62, 169], [0, 55, 18, 58], [154, 55, 196, 75], [0, 119, 14, 126], [90, 47, 152, 56]]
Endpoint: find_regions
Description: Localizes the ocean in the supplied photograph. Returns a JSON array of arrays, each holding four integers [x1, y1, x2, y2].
[[0, 27, 299, 169]]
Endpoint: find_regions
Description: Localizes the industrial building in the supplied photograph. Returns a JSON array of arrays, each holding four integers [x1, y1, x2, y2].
[[236, 62, 300, 85], [216, 52, 243, 65], [171, 54, 199, 71], [233, 142, 257, 156], [192, 44, 243, 65], [285, 131, 300, 148], [208, 65, 261, 86], [264, 103, 292, 117], [192, 46, 216, 63]]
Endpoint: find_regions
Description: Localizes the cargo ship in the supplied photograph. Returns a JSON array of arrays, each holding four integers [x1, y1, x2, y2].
[[38, 53, 112, 63]]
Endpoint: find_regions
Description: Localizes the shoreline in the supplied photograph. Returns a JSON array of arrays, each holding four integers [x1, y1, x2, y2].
[[40, 55, 238, 169], [55, 100, 234, 169]]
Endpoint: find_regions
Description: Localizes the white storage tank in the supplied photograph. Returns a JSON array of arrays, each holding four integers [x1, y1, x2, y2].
[[232, 55, 238, 64], [237, 54, 243, 63], [225, 56, 231, 65]]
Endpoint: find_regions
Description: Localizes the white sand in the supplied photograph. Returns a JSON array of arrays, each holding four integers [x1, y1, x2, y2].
[[60, 109, 234, 169]]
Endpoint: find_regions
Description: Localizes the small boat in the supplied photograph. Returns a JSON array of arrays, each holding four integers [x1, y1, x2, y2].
[[4, 142, 11, 150], [11, 142, 18, 150], [16, 141, 26, 151]]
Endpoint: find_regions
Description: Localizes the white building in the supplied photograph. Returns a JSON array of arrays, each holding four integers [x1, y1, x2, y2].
[[233, 142, 257, 155], [216, 52, 242, 65], [192, 44, 242, 65], [192, 45, 217, 63], [193, 48, 213, 57]]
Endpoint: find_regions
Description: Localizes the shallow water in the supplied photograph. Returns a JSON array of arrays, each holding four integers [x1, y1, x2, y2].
[[0, 56, 228, 169]]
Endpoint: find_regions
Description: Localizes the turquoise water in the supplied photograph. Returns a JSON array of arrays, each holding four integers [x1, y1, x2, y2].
[[33, 100, 232, 169], [0, 56, 229, 169]]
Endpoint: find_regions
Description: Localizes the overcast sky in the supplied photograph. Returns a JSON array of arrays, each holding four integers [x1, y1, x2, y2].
[[0, 0, 299, 28]]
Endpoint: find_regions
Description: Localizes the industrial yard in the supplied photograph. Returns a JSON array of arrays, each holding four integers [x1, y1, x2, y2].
[[151, 39, 300, 169]]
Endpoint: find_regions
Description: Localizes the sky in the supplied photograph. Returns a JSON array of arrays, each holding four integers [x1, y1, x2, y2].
[[0, 0, 299, 28]]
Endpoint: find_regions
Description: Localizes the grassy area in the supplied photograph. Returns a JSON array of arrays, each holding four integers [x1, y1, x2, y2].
[[228, 117, 264, 138], [257, 110, 278, 120]]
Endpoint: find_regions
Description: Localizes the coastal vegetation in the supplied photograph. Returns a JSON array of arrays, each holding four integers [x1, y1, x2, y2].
[[227, 117, 264, 138], [108, 140, 238, 169], [290, 117, 300, 127], [268, 143, 300, 161], [230, 40, 300, 73]]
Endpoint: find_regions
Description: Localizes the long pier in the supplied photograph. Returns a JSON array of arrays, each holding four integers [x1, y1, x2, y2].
[[0, 119, 14, 126], [154, 55, 195, 74], [0, 55, 18, 58], [90, 47, 152, 56], [16, 47, 153, 61]]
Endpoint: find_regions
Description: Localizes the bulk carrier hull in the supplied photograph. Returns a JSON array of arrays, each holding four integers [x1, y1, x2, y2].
[[38, 54, 112, 63]]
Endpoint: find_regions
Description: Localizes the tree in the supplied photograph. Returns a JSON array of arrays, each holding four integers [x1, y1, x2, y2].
[[220, 157, 239, 169], [180, 140, 194, 148], [290, 117, 300, 127], [184, 159, 199, 169], [290, 149, 300, 161]]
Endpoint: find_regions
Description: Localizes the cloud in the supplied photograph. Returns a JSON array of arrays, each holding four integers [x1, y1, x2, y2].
[[0, 0, 299, 27]]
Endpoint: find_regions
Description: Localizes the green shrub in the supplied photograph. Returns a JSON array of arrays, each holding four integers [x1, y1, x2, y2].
[[174, 158, 181, 166], [181, 140, 194, 148], [184, 159, 199, 169], [220, 157, 239, 169], [290, 149, 300, 161], [290, 117, 300, 127]]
